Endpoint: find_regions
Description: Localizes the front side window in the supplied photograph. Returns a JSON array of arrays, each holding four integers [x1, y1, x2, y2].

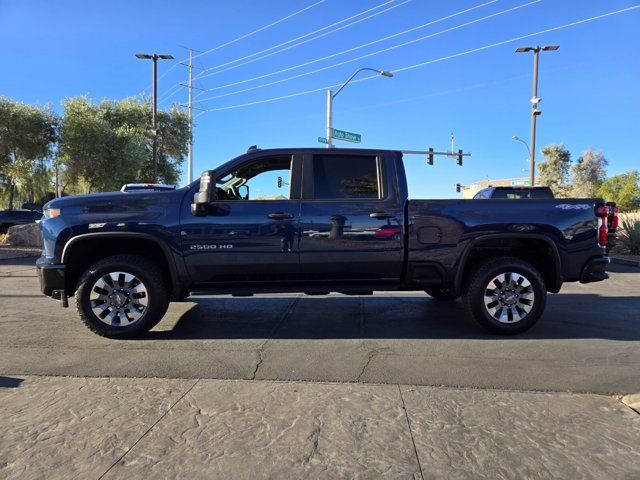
[[216, 156, 292, 201], [312, 155, 379, 199]]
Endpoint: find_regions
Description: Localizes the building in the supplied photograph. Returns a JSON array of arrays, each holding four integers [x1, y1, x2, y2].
[[461, 177, 541, 199]]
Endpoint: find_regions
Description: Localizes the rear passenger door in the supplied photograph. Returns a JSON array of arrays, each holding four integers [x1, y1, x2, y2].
[[298, 151, 403, 282]]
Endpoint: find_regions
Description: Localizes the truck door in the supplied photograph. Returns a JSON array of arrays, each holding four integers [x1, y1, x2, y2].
[[180, 153, 301, 285], [298, 151, 403, 282]]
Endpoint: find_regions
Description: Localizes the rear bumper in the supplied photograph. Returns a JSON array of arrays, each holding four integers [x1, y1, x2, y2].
[[579, 256, 609, 283], [36, 257, 66, 297]]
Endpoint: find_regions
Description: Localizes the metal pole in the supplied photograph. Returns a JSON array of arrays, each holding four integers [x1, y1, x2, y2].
[[187, 49, 194, 183], [326, 89, 333, 149], [152, 55, 158, 183], [55, 160, 61, 198], [528, 48, 539, 187]]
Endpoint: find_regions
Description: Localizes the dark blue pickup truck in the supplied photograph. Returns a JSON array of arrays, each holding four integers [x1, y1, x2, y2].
[[36, 147, 616, 338]]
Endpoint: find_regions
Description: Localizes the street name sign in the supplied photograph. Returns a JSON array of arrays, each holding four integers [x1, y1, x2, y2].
[[332, 128, 361, 143], [317, 137, 329, 144]]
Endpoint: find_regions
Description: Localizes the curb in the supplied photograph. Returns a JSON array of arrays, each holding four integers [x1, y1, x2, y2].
[[0, 248, 41, 261], [620, 393, 640, 413], [610, 256, 640, 267]]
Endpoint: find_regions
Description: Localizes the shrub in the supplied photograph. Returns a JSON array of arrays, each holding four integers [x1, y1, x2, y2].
[[618, 216, 640, 255]]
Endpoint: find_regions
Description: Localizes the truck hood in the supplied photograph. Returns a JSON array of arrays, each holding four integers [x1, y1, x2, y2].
[[43, 188, 188, 222]]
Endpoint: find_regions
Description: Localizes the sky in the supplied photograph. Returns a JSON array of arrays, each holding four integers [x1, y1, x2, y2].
[[1, 0, 639, 198]]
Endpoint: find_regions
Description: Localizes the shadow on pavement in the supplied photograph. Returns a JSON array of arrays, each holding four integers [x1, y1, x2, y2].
[[0, 376, 24, 388], [141, 292, 640, 342]]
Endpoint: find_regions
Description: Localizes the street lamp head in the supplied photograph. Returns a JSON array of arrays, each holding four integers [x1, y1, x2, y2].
[[512, 135, 520, 141], [380, 70, 394, 78], [542, 45, 559, 51], [135, 53, 153, 59], [515, 47, 533, 53], [158, 54, 174, 60]]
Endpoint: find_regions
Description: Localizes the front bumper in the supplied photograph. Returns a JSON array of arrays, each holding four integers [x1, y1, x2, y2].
[[36, 257, 66, 297], [579, 256, 610, 283]]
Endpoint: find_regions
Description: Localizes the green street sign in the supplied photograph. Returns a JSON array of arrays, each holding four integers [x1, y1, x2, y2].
[[332, 128, 361, 143], [318, 137, 328, 144]]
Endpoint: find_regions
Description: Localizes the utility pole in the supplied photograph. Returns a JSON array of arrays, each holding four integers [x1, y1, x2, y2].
[[179, 46, 205, 184], [515, 45, 559, 187], [136, 53, 174, 182], [187, 49, 194, 183]]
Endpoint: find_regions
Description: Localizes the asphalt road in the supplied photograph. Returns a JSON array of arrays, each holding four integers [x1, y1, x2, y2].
[[1, 257, 638, 395]]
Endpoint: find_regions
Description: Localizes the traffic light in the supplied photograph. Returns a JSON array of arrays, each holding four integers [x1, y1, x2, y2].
[[457, 149, 463, 166], [277, 176, 283, 188], [455, 183, 461, 193], [427, 147, 434, 165]]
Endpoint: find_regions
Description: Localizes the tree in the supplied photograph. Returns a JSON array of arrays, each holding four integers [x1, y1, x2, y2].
[[59, 97, 189, 193], [598, 171, 640, 212], [570, 149, 608, 198], [537, 144, 571, 197], [0, 97, 58, 209]]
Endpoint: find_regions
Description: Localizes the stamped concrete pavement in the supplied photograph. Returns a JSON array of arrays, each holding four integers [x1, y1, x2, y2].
[[1, 375, 639, 480]]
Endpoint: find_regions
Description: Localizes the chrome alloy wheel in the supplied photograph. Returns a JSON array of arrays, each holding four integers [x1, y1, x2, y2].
[[89, 271, 148, 326], [483, 272, 535, 324]]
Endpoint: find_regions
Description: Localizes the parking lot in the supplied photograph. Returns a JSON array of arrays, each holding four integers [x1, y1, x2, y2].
[[1, 256, 639, 395]]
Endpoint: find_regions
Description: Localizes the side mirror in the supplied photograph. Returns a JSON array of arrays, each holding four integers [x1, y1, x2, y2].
[[191, 170, 216, 216]]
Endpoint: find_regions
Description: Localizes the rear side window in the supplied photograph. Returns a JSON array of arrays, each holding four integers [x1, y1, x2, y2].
[[312, 155, 379, 199]]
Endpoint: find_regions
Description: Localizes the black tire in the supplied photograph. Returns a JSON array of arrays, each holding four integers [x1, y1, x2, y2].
[[462, 256, 546, 335], [425, 286, 460, 301], [75, 254, 170, 339]]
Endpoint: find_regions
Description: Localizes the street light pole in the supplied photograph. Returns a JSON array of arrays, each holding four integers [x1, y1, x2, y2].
[[325, 67, 393, 148], [152, 56, 158, 182], [326, 89, 333, 149], [515, 45, 559, 186], [136, 53, 174, 182]]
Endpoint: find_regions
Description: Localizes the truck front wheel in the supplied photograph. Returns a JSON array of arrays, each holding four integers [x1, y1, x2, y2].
[[75, 254, 170, 339], [463, 256, 546, 335]]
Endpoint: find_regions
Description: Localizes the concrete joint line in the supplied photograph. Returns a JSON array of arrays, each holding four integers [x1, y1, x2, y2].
[[397, 385, 424, 480], [251, 296, 300, 380], [97, 378, 201, 479]]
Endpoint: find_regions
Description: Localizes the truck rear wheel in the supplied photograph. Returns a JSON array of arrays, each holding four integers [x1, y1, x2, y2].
[[463, 256, 546, 335], [75, 254, 170, 339]]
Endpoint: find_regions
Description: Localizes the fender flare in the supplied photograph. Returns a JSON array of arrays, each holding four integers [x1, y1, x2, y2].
[[453, 233, 563, 293], [61, 232, 182, 295]]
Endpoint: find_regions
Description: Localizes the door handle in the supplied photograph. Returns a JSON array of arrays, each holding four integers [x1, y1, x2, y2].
[[369, 211, 395, 219], [268, 212, 294, 220]]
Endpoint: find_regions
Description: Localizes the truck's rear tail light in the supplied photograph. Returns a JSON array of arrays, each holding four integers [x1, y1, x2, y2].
[[610, 206, 619, 229], [595, 204, 609, 247]]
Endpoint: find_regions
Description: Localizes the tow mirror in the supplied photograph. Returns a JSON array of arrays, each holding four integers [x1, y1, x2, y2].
[[191, 170, 216, 216]]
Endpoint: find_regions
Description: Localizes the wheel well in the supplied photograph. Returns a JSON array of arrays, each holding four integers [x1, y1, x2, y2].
[[458, 237, 560, 293], [63, 237, 174, 295]]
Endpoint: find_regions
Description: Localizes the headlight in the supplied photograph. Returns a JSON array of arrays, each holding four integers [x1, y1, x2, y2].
[[43, 208, 61, 219]]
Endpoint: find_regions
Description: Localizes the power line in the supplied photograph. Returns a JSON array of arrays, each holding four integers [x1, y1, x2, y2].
[[158, 0, 409, 106], [195, 0, 501, 89], [192, 0, 326, 62], [138, 0, 326, 97], [193, 0, 537, 103], [200, 4, 640, 113], [194, 0, 412, 79]]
